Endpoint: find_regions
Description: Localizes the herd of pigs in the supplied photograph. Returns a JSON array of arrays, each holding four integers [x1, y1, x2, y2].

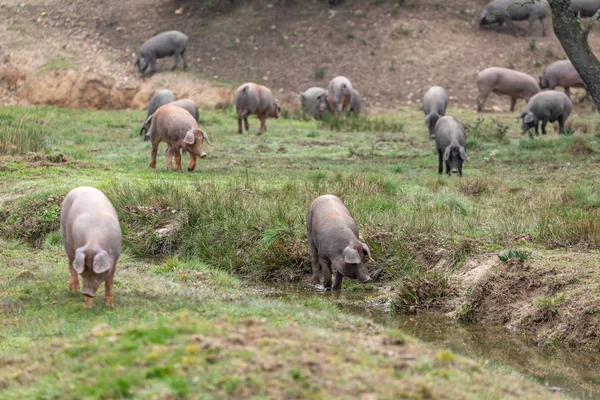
[[59, 0, 599, 307]]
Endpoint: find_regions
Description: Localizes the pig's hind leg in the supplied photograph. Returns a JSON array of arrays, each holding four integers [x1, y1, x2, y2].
[[309, 240, 321, 286]]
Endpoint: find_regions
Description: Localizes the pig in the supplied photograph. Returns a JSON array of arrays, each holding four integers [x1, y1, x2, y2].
[[348, 87, 362, 115], [60, 186, 122, 308], [301, 87, 333, 120], [149, 104, 212, 172], [476, 67, 541, 112], [478, 0, 550, 36], [571, 0, 600, 17], [235, 82, 280, 135], [435, 116, 467, 176], [135, 31, 189, 77], [518, 90, 573, 135], [140, 90, 176, 136], [307, 194, 373, 291], [142, 98, 200, 140], [422, 86, 448, 138], [538, 60, 590, 102], [327, 76, 353, 113]]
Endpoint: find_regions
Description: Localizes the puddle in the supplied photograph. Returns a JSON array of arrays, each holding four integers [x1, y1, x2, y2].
[[270, 284, 600, 400]]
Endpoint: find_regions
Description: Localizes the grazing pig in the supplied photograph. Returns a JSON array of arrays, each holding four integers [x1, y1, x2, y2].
[[348, 87, 362, 115], [135, 31, 189, 77], [478, 0, 550, 36], [149, 104, 212, 172], [538, 60, 589, 102], [60, 187, 122, 308], [307, 194, 373, 291], [142, 98, 200, 140], [235, 82, 280, 135], [327, 76, 353, 113], [140, 90, 176, 135], [518, 90, 573, 135], [435, 116, 467, 176], [476, 67, 540, 112], [571, 0, 600, 17], [301, 87, 332, 120], [422, 86, 448, 138]]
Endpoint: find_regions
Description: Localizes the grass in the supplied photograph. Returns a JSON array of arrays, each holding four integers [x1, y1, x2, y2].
[[0, 104, 598, 398], [36, 57, 76, 75]]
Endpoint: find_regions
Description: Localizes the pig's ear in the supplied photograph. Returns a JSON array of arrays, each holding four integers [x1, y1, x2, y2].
[[361, 242, 374, 262], [183, 129, 196, 145], [443, 147, 451, 162], [343, 246, 361, 264], [524, 113, 535, 124], [93, 250, 111, 274], [199, 129, 212, 146], [74, 247, 85, 274], [459, 146, 467, 161]]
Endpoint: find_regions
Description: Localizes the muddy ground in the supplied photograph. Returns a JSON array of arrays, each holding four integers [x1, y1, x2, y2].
[[0, 0, 598, 112]]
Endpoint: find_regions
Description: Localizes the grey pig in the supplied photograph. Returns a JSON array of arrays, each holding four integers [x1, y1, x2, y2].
[[348, 87, 362, 115], [149, 104, 212, 172], [143, 99, 200, 141], [571, 0, 600, 17], [518, 90, 572, 135], [140, 90, 176, 135], [478, 0, 550, 36], [60, 186, 122, 308], [435, 116, 467, 177], [307, 194, 373, 291], [301, 87, 332, 120], [235, 82, 280, 135], [327, 76, 353, 113], [476, 67, 540, 112], [538, 60, 590, 102], [422, 86, 448, 138], [135, 31, 189, 77]]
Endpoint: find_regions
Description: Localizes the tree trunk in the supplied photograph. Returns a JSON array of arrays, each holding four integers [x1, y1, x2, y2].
[[548, 0, 600, 112]]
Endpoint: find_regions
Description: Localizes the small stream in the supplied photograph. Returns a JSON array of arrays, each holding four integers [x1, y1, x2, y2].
[[272, 285, 600, 400]]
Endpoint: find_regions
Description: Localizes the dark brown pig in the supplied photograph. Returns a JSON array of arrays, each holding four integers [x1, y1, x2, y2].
[[60, 186, 122, 308], [235, 82, 280, 135], [476, 67, 540, 112], [149, 104, 212, 172], [307, 195, 373, 291]]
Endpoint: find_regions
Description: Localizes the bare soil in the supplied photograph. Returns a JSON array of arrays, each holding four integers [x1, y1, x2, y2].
[[0, 0, 598, 112]]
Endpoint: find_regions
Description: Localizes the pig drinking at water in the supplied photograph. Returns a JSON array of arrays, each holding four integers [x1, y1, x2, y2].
[[422, 86, 448, 138], [435, 116, 467, 177], [307, 195, 373, 291], [518, 90, 572, 135], [60, 187, 122, 308], [148, 104, 212, 172], [235, 82, 280, 135]]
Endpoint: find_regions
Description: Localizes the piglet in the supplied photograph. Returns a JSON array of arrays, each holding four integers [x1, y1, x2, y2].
[[60, 187, 122, 308], [307, 194, 373, 291]]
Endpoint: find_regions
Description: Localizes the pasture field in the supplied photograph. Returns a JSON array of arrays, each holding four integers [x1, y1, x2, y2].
[[1, 104, 599, 398]]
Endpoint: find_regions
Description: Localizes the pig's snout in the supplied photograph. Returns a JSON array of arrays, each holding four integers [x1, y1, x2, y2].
[[83, 290, 95, 298], [199, 152, 207, 158], [451, 168, 459, 174], [359, 275, 373, 284]]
